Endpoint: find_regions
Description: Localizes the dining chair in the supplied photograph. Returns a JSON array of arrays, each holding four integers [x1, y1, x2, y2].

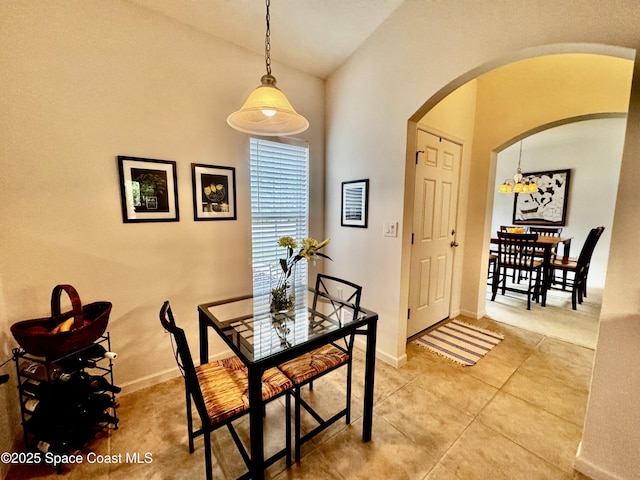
[[277, 274, 362, 462], [491, 232, 544, 309], [528, 226, 563, 258], [159, 301, 292, 480], [550, 226, 605, 309]]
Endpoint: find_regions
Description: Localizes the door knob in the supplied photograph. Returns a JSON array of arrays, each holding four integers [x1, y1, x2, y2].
[[450, 241, 459, 248]]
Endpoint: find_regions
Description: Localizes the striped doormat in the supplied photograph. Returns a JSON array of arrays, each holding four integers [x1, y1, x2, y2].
[[413, 319, 504, 366]]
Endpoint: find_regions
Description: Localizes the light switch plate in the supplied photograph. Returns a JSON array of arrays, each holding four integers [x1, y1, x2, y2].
[[383, 221, 398, 237]]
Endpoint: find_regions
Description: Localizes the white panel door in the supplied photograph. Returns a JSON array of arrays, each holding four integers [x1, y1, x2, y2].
[[407, 130, 461, 337]]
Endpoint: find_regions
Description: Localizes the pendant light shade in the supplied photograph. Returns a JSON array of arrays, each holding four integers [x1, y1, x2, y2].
[[227, 74, 309, 136], [227, 0, 309, 136]]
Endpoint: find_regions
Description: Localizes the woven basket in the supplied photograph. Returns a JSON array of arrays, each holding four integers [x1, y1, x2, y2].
[[10, 285, 111, 360]]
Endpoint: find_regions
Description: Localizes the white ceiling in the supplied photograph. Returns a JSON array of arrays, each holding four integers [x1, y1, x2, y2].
[[127, 0, 405, 79]]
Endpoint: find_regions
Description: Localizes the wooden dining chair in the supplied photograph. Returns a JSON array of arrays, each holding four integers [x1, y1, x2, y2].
[[277, 274, 362, 462], [550, 226, 605, 309], [528, 226, 563, 258], [491, 232, 544, 309], [159, 301, 292, 480]]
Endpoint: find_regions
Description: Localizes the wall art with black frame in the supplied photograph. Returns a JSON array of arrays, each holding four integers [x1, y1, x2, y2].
[[341, 179, 369, 228], [513, 169, 571, 226], [117, 156, 179, 223], [191, 163, 237, 221]]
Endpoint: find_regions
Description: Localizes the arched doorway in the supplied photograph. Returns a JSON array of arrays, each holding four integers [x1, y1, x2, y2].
[[401, 48, 634, 342]]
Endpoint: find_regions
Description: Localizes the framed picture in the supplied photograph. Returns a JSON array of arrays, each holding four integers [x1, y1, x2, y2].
[[341, 179, 369, 228], [117, 156, 179, 223], [191, 164, 237, 221], [513, 169, 571, 226]]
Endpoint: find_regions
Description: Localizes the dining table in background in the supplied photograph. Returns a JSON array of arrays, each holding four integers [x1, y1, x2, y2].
[[198, 287, 379, 480], [490, 234, 573, 306]]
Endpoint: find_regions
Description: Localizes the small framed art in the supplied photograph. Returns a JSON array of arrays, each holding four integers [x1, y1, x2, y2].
[[191, 163, 237, 221], [117, 156, 179, 223], [341, 179, 369, 228]]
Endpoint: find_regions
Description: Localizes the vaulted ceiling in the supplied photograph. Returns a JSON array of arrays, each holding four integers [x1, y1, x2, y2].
[[128, 0, 405, 79]]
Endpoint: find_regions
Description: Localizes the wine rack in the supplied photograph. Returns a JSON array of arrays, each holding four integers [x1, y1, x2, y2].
[[13, 333, 119, 463]]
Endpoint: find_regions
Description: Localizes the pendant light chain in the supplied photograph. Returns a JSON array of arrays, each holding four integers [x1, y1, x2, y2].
[[264, 0, 272, 75]]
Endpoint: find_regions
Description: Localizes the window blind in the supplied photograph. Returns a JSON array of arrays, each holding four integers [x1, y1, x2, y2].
[[250, 137, 309, 295]]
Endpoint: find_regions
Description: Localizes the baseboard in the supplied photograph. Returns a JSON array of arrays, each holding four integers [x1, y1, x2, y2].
[[353, 338, 406, 368], [118, 350, 233, 396], [574, 442, 624, 480], [459, 308, 485, 320]]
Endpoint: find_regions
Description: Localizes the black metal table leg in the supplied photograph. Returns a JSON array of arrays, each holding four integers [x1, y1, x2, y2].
[[362, 319, 377, 441], [248, 366, 265, 480]]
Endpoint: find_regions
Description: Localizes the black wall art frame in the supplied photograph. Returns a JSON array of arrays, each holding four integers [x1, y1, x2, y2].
[[512, 169, 571, 226], [341, 179, 369, 228], [191, 163, 237, 221], [117, 156, 179, 223]]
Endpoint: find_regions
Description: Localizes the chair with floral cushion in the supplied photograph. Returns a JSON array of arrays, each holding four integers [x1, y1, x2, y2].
[[277, 274, 362, 462], [159, 301, 292, 480]]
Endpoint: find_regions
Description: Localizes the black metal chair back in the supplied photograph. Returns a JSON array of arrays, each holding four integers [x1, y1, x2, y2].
[[159, 301, 208, 425], [313, 274, 362, 322]]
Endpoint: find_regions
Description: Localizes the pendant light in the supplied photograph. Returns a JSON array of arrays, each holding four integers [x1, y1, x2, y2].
[[498, 141, 538, 194], [227, 0, 309, 136]]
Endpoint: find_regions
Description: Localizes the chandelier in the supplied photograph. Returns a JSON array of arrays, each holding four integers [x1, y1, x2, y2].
[[227, 0, 309, 136], [498, 141, 538, 194]]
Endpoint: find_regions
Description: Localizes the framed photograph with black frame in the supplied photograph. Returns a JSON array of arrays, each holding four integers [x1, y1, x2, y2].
[[191, 163, 237, 221], [117, 156, 179, 223], [341, 179, 369, 228], [512, 168, 571, 226]]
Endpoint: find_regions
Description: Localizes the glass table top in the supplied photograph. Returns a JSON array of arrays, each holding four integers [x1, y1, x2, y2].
[[199, 285, 374, 363]]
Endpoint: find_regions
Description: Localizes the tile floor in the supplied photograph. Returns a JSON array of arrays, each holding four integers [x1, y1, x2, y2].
[[6, 316, 594, 480]]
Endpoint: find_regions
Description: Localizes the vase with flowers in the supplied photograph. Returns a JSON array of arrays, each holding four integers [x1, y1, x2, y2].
[[270, 236, 331, 313]]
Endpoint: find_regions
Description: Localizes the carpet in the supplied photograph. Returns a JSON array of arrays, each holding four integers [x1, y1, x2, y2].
[[413, 319, 504, 366]]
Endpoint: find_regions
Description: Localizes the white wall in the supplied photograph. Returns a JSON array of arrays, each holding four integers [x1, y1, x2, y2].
[[0, 0, 325, 471], [491, 117, 626, 288]]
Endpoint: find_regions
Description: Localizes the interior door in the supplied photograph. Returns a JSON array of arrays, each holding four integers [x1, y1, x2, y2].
[[407, 130, 462, 337]]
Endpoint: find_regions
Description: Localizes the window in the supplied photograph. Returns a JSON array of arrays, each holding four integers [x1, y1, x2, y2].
[[250, 137, 309, 295]]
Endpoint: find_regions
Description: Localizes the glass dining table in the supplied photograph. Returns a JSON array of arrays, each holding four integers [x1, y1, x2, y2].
[[198, 285, 379, 480]]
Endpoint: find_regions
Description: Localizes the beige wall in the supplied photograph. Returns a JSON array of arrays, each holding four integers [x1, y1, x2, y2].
[[325, 1, 640, 478], [0, 0, 325, 468]]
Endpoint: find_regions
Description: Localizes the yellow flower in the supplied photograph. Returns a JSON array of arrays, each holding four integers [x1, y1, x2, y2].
[[278, 236, 298, 249]]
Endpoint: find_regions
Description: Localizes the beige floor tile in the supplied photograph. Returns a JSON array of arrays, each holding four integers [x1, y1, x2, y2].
[[424, 463, 464, 480], [375, 381, 475, 453], [502, 365, 589, 426], [477, 392, 583, 474], [310, 416, 437, 480], [439, 422, 572, 480], [410, 360, 499, 417], [519, 337, 594, 392]]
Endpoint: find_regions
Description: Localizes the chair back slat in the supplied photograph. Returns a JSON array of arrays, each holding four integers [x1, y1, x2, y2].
[[159, 301, 209, 422], [496, 232, 539, 268], [528, 226, 563, 237]]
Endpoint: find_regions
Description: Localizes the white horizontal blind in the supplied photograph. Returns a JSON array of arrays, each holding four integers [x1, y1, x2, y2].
[[250, 137, 309, 295]]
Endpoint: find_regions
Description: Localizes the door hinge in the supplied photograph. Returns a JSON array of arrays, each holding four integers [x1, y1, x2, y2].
[[411, 233, 414, 244], [408, 308, 411, 319]]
